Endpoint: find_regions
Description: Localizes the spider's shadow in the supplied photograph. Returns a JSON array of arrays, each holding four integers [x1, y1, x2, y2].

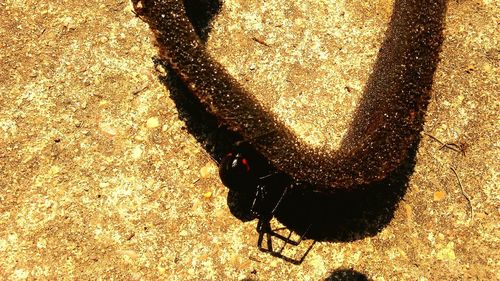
[[158, 0, 441, 244]]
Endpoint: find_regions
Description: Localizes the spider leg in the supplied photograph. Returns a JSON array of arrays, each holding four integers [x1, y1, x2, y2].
[[265, 222, 273, 252], [250, 184, 265, 217], [293, 240, 317, 265], [255, 184, 290, 252], [252, 183, 315, 264], [256, 217, 273, 252], [277, 223, 313, 254], [294, 223, 312, 245], [270, 184, 288, 215]]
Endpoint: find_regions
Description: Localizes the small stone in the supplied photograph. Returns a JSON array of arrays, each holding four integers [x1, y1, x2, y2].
[[158, 266, 166, 274], [403, 203, 413, 222], [99, 123, 117, 136], [61, 16, 77, 30], [433, 191, 446, 201], [119, 249, 138, 260], [147, 117, 160, 128], [134, 131, 146, 141], [36, 238, 47, 249], [482, 62, 492, 73], [200, 166, 210, 178], [465, 65, 475, 73], [436, 242, 456, 261], [49, 165, 61, 174], [131, 146, 143, 159], [200, 163, 216, 178]]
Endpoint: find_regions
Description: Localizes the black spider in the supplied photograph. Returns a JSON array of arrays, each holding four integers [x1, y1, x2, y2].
[[219, 142, 314, 263]]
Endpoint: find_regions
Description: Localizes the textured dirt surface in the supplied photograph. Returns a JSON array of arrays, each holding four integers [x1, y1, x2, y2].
[[0, 0, 498, 280]]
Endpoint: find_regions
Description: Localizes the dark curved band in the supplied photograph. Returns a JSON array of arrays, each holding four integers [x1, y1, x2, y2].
[[132, 0, 446, 191]]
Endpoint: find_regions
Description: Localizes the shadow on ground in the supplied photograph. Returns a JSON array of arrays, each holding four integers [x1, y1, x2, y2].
[[324, 269, 369, 281]]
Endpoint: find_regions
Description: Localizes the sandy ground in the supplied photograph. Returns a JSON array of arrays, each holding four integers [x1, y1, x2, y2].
[[0, 0, 498, 280]]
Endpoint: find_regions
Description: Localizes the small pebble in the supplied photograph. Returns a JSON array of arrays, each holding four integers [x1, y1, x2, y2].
[[433, 191, 446, 201], [147, 117, 160, 128], [99, 123, 117, 136], [200, 163, 216, 178], [132, 146, 143, 159], [200, 166, 210, 178]]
